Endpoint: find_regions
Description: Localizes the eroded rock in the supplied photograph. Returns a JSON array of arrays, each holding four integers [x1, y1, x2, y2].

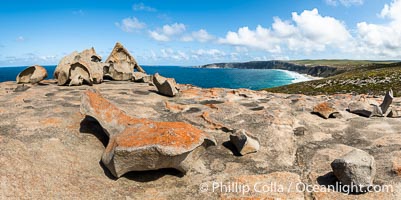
[[54, 47, 104, 86], [331, 149, 376, 192], [229, 129, 260, 156], [348, 90, 394, 117], [153, 73, 179, 97], [132, 72, 153, 83], [16, 65, 48, 84], [80, 89, 216, 177], [313, 102, 339, 119], [104, 42, 145, 81], [348, 101, 373, 117], [380, 89, 393, 115]]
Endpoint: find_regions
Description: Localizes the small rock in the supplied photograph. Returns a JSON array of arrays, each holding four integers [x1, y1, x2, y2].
[[388, 106, 401, 118], [312, 102, 339, 119], [348, 101, 373, 117], [16, 65, 48, 84], [331, 149, 376, 192], [132, 72, 153, 83], [153, 73, 179, 97], [380, 89, 393, 115], [229, 129, 260, 156], [293, 127, 306, 136]]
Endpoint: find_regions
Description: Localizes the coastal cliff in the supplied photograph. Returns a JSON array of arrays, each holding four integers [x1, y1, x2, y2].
[[201, 61, 344, 77]]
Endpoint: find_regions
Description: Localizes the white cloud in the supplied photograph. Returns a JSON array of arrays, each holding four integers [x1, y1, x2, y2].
[[149, 23, 186, 41], [133, 3, 156, 12], [380, 0, 401, 21], [235, 46, 249, 53], [218, 26, 282, 53], [355, 0, 401, 58], [191, 49, 226, 59], [16, 36, 25, 42], [149, 31, 170, 41], [0, 53, 59, 66], [162, 23, 186, 35], [180, 29, 214, 42], [291, 8, 351, 46], [180, 35, 193, 42], [325, 0, 364, 7], [160, 48, 189, 61], [190, 29, 214, 42], [219, 8, 351, 54], [115, 17, 146, 32]]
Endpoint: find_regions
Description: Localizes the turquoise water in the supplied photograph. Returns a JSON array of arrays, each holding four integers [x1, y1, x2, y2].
[[0, 65, 303, 90]]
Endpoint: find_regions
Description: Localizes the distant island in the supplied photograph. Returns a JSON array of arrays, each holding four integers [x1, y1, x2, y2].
[[201, 60, 401, 96]]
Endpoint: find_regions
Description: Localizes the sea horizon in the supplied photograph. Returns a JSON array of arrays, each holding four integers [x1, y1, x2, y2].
[[0, 64, 313, 90]]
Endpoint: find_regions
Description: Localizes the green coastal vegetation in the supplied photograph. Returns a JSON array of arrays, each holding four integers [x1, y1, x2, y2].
[[265, 60, 401, 96], [202, 59, 401, 96]]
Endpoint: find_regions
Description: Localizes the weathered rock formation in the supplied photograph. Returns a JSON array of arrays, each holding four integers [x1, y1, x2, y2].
[[348, 89, 394, 117], [104, 42, 145, 81], [229, 129, 260, 155], [80, 89, 216, 177], [331, 149, 376, 192], [312, 102, 340, 119], [153, 73, 179, 97], [16, 65, 48, 84], [54, 48, 104, 86]]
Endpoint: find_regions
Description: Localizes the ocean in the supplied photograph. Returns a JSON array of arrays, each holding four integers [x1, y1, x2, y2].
[[0, 65, 310, 90]]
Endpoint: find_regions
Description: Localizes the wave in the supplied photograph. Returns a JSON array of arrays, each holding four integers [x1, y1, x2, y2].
[[274, 69, 314, 83]]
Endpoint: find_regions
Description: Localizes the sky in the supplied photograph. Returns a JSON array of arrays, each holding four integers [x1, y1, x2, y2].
[[0, 0, 400, 66]]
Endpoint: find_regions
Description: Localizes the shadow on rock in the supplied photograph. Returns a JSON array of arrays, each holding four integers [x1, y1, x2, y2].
[[79, 116, 109, 147], [99, 161, 118, 180], [317, 172, 367, 195], [222, 141, 242, 157], [122, 168, 184, 182], [14, 84, 30, 92], [37, 82, 50, 86]]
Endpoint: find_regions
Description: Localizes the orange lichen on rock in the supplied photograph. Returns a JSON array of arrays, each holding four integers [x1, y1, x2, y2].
[[201, 111, 224, 129], [312, 102, 339, 119], [392, 151, 401, 176], [41, 118, 62, 126], [85, 89, 134, 126], [164, 101, 186, 112], [180, 88, 201, 98], [181, 87, 224, 99], [116, 120, 205, 150], [204, 103, 219, 110]]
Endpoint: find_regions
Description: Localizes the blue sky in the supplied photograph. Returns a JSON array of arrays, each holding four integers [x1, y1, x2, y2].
[[0, 0, 400, 66]]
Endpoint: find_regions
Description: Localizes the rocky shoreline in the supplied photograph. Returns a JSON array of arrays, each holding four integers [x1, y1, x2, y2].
[[201, 61, 343, 78]]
